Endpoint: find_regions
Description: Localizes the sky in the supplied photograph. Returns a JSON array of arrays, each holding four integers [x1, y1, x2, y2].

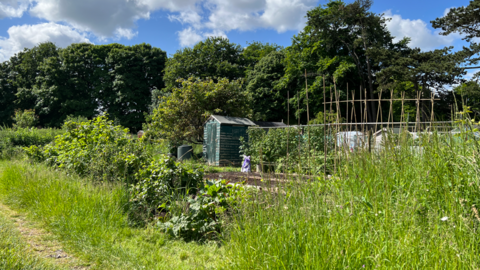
[[0, 0, 474, 70]]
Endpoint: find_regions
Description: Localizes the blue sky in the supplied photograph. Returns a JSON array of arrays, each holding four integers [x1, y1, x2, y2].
[[0, 0, 472, 61]]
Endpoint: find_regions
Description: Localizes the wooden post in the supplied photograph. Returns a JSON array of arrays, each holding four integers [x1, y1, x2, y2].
[[323, 75, 327, 178], [305, 69, 310, 174]]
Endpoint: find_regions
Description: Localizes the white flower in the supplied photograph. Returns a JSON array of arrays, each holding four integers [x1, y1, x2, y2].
[[441, 216, 449, 221]]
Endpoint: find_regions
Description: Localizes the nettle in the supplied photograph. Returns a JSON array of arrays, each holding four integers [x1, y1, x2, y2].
[[160, 180, 247, 241], [129, 157, 203, 216], [25, 115, 148, 183]]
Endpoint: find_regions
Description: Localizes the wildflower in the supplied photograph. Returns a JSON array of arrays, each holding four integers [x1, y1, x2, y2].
[[441, 216, 448, 221]]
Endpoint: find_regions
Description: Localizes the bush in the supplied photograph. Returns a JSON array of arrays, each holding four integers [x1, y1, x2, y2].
[[12, 109, 38, 129], [25, 115, 148, 183], [240, 126, 334, 173], [160, 180, 246, 241], [0, 127, 62, 159], [129, 157, 204, 216]]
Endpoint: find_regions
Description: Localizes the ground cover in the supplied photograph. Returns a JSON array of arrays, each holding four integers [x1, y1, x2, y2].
[[225, 132, 480, 268], [0, 160, 224, 269]]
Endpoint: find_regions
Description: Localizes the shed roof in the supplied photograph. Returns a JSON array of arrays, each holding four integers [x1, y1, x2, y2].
[[209, 115, 256, 126], [253, 121, 287, 127]]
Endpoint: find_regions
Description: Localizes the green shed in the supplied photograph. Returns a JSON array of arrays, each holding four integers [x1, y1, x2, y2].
[[203, 115, 256, 166]]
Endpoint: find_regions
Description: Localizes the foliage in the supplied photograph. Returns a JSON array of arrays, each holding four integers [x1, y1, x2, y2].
[[228, 121, 480, 268], [162, 37, 247, 92], [25, 115, 148, 183], [129, 157, 204, 216], [0, 161, 224, 269], [161, 179, 246, 241], [12, 109, 38, 129], [246, 51, 287, 121], [240, 127, 333, 173], [146, 77, 252, 144], [432, 0, 480, 42], [0, 42, 166, 130]]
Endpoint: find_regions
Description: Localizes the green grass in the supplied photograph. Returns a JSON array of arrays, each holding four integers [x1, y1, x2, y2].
[[0, 160, 223, 270], [0, 211, 62, 270], [226, 133, 480, 269]]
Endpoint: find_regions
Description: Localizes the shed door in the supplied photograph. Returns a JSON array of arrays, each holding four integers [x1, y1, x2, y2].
[[206, 122, 217, 165]]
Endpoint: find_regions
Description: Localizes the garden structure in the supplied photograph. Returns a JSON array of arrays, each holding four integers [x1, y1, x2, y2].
[[203, 115, 286, 166]]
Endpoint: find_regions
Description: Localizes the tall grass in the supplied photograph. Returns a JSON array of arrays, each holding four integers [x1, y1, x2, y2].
[[0, 161, 223, 270], [226, 130, 480, 268]]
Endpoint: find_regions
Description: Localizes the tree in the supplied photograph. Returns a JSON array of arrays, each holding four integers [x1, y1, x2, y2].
[[272, 0, 394, 124], [246, 51, 288, 121], [0, 62, 16, 126], [11, 42, 60, 112], [371, 43, 465, 121], [104, 43, 166, 131], [432, 0, 480, 42], [432, 0, 480, 75], [302, 0, 394, 121], [9, 43, 166, 129], [162, 37, 246, 92], [146, 77, 251, 144], [243, 42, 283, 74], [32, 43, 107, 127]]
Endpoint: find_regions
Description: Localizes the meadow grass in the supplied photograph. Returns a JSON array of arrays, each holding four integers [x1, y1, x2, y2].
[[0, 160, 223, 270], [226, 132, 480, 269], [0, 211, 63, 270]]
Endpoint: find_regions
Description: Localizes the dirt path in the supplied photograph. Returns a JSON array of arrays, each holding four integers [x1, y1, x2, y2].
[[0, 202, 91, 269]]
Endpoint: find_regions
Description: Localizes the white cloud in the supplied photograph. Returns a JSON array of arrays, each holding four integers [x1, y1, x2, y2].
[[0, 22, 91, 62], [168, 10, 202, 27], [2, 0, 317, 49], [177, 27, 228, 47], [0, 0, 29, 18], [178, 27, 203, 47], [29, 0, 150, 38], [114, 28, 138, 40], [383, 10, 459, 51], [204, 0, 316, 33]]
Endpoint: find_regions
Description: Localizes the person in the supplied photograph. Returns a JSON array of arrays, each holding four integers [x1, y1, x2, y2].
[[241, 155, 251, 173]]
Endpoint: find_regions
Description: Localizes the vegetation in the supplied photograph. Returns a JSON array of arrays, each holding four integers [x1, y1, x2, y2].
[[0, 161, 222, 269], [227, 126, 480, 268], [146, 77, 251, 144], [2, 0, 480, 268]]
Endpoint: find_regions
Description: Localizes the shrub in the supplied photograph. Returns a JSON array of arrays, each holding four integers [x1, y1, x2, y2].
[[160, 180, 246, 241], [240, 126, 334, 173], [25, 115, 148, 183], [129, 157, 204, 216], [12, 109, 38, 129]]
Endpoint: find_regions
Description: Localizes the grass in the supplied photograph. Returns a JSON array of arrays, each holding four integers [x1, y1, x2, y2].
[[225, 132, 480, 268], [0, 210, 63, 270], [0, 160, 224, 270]]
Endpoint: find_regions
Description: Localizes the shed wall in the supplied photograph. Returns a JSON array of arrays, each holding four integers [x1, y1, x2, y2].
[[219, 125, 248, 166]]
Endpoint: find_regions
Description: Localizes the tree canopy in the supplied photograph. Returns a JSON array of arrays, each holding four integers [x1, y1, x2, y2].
[[146, 77, 251, 144]]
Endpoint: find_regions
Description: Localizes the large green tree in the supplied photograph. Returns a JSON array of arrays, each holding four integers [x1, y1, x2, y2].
[[146, 77, 251, 144], [6, 43, 166, 129], [0, 62, 16, 126], [274, 0, 394, 123], [246, 51, 287, 121], [163, 37, 246, 92]]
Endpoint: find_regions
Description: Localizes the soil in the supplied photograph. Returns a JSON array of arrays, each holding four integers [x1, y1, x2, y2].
[[204, 171, 317, 188]]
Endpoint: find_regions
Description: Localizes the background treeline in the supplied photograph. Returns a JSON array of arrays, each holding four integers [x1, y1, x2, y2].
[[1, 0, 479, 135], [0, 43, 166, 130]]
